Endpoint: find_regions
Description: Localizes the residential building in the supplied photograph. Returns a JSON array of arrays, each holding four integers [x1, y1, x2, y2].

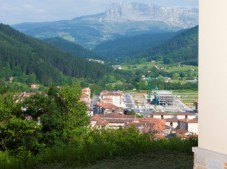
[[80, 88, 91, 108], [100, 90, 124, 107], [151, 112, 175, 119], [165, 118, 178, 128], [95, 102, 124, 114], [174, 112, 197, 120], [178, 119, 198, 135]]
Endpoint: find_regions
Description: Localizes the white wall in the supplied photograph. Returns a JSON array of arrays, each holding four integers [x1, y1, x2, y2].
[[187, 115, 196, 120], [153, 115, 174, 119], [176, 115, 187, 120], [200, 0, 227, 154], [188, 123, 198, 135], [165, 122, 178, 128]]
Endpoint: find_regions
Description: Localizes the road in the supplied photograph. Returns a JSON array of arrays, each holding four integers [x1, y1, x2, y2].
[[123, 93, 136, 109]]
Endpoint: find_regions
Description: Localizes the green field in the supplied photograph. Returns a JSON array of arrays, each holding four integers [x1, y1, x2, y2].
[[121, 62, 197, 73], [173, 90, 198, 107]]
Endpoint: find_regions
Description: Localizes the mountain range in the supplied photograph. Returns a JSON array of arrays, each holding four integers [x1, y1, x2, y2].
[[13, 2, 198, 49]]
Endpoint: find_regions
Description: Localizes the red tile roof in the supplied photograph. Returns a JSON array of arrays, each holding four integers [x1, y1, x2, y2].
[[99, 113, 135, 119], [100, 90, 123, 96], [179, 119, 198, 123], [97, 102, 122, 109], [90, 114, 108, 126], [165, 118, 179, 123]]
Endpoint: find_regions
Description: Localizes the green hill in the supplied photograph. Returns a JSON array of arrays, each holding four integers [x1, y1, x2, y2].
[[0, 24, 111, 85], [141, 26, 198, 65], [93, 32, 177, 62], [43, 37, 102, 59]]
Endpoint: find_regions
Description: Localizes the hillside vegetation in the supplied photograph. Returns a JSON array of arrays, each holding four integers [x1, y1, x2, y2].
[[0, 24, 111, 85], [94, 32, 177, 61], [140, 26, 198, 66], [44, 37, 102, 59], [93, 26, 198, 66]]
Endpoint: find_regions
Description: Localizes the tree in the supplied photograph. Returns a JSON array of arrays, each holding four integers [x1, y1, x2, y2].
[[58, 84, 89, 138], [172, 73, 179, 80]]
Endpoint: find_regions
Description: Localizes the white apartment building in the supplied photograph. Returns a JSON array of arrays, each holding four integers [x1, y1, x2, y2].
[[100, 90, 124, 107]]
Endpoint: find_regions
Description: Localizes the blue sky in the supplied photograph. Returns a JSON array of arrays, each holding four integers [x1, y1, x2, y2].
[[0, 0, 198, 25]]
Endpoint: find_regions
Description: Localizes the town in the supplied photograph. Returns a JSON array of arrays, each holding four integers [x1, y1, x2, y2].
[[80, 87, 198, 139]]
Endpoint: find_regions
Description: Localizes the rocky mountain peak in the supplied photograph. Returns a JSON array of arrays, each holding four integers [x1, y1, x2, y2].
[[103, 2, 198, 28]]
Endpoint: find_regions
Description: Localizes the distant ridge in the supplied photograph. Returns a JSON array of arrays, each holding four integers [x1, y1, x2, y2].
[[94, 31, 178, 60], [13, 2, 198, 48]]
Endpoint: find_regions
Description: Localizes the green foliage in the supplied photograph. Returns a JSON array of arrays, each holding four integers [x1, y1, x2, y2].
[[0, 84, 88, 163], [0, 24, 112, 85], [142, 26, 198, 66], [94, 32, 177, 63], [31, 129, 197, 168], [44, 37, 102, 59]]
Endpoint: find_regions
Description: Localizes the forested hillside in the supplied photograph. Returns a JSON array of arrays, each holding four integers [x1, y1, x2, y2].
[[44, 37, 102, 59], [0, 24, 111, 85], [94, 32, 177, 61], [140, 26, 198, 65]]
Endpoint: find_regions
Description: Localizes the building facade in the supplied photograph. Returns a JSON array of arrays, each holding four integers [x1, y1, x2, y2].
[[193, 1, 227, 168]]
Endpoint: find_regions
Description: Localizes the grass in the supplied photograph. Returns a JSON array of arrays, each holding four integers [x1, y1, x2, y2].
[[35, 152, 193, 169], [173, 90, 198, 106], [165, 65, 198, 73], [0, 128, 197, 169], [121, 62, 197, 74]]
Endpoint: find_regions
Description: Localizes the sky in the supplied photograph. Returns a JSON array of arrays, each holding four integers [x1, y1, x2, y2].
[[0, 0, 198, 25]]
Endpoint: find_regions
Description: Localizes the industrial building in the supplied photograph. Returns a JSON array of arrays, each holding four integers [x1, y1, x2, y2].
[[154, 91, 176, 106]]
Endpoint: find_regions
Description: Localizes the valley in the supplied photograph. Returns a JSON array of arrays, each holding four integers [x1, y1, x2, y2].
[[0, 2, 199, 168]]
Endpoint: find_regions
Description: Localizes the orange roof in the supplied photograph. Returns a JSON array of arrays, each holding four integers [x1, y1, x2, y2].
[[165, 118, 178, 123], [101, 98, 112, 101], [100, 90, 123, 96], [90, 114, 108, 126], [99, 113, 135, 119], [97, 102, 121, 109], [179, 119, 198, 123]]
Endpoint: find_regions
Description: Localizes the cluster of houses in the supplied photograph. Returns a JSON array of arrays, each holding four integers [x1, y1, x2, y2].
[[151, 112, 198, 138], [80, 88, 198, 139], [90, 114, 166, 137], [16, 87, 198, 139], [89, 111, 198, 138]]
